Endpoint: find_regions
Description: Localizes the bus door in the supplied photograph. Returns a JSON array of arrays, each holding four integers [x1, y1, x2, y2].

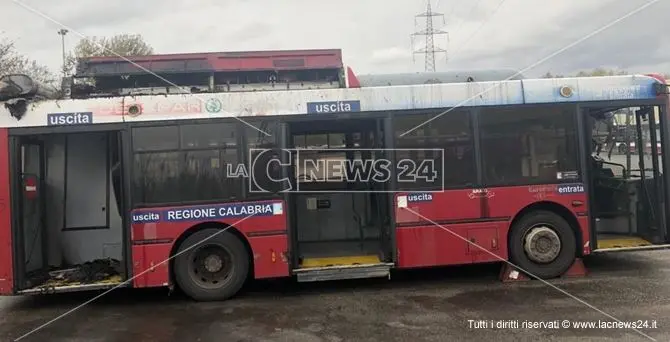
[[631, 107, 666, 245], [13, 138, 48, 288], [287, 117, 393, 281], [587, 104, 670, 251]]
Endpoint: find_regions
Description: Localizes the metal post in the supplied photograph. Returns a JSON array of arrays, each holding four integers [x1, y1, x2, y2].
[[57, 29, 68, 77], [625, 108, 631, 174]]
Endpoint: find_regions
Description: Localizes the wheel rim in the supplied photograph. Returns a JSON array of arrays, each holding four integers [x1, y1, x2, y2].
[[188, 244, 234, 289], [523, 225, 561, 264]]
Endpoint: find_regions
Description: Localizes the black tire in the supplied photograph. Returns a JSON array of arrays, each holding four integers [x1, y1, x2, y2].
[[618, 144, 626, 154], [508, 210, 577, 279], [173, 228, 249, 301]]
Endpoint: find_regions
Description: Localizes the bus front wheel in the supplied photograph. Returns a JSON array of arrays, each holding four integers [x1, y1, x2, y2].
[[173, 228, 249, 301], [508, 210, 577, 279]]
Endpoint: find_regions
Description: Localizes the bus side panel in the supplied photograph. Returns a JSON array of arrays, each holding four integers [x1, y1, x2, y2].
[[130, 200, 289, 288], [0, 128, 12, 295], [396, 222, 508, 268], [394, 189, 507, 268], [394, 184, 589, 269]]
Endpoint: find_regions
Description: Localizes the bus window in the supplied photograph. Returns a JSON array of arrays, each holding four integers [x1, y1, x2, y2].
[[394, 110, 474, 189], [479, 105, 579, 186]]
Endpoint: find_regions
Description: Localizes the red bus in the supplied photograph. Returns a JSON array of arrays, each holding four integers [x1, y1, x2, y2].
[[0, 49, 669, 301]]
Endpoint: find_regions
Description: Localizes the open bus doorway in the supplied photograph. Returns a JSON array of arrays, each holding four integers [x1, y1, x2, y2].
[[11, 130, 127, 294], [585, 104, 669, 252], [286, 117, 393, 281]]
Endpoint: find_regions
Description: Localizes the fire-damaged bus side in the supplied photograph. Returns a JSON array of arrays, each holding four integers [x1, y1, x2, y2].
[[0, 53, 669, 301]]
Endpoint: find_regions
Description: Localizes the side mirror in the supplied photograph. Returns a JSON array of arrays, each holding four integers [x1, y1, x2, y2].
[[0, 74, 37, 101]]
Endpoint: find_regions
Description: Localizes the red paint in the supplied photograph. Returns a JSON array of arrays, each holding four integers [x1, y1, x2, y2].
[[394, 184, 589, 269], [248, 235, 289, 279], [130, 200, 289, 288], [0, 129, 12, 295], [562, 258, 588, 278], [132, 243, 171, 288], [346, 67, 361, 88], [23, 175, 38, 200], [85, 101, 130, 116], [150, 100, 201, 115], [646, 73, 667, 86], [396, 222, 507, 268], [87, 99, 203, 117]]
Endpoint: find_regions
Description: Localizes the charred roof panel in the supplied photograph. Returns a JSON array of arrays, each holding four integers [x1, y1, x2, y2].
[[75, 49, 343, 77]]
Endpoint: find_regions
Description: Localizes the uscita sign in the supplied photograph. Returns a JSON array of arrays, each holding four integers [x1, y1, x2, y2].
[[306, 100, 361, 114], [47, 112, 93, 126], [407, 193, 433, 202]]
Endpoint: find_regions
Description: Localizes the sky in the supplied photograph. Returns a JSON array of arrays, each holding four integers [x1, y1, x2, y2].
[[3, 0, 670, 78]]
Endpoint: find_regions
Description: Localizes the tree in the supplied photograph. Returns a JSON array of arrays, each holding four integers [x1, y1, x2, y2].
[[574, 67, 627, 77], [64, 34, 154, 75], [0, 37, 57, 85], [543, 68, 670, 80], [541, 72, 564, 78]]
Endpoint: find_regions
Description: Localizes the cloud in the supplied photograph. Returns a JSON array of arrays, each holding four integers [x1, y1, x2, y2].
[[2, 0, 669, 77], [371, 47, 411, 63]]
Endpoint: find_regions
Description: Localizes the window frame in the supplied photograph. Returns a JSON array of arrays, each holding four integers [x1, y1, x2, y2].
[[476, 103, 581, 188], [391, 108, 477, 191], [242, 119, 283, 199], [130, 119, 245, 208]]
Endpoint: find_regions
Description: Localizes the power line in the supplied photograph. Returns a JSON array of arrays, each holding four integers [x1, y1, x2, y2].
[[451, 0, 509, 59], [411, 1, 448, 72], [450, 0, 484, 38], [445, 0, 459, 21]]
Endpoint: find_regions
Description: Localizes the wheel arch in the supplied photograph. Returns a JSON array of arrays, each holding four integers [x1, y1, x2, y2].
[[509, 201, 583, 257], [168, 221, 254, 288]]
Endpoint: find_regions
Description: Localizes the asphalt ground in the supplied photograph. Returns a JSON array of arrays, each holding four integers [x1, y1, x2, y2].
[[1, 249, 669, 342]]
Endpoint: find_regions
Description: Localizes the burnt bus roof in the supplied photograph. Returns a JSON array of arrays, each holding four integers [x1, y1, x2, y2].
[[0, 73, 666, 128], [75, 49, 344, 77]]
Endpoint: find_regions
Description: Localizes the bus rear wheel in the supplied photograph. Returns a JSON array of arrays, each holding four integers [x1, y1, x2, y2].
[[173, 228, 249, 301], [508, 210, 577, 279]]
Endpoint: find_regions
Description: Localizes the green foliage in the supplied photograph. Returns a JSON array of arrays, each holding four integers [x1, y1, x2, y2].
[[64, 34, 154, 75], [574, 67, 628, 77], [0, 36, 56, 85]]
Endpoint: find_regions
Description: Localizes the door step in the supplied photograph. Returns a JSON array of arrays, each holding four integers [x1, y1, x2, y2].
[[300, 255, 382, 268], [596, 236, 652, 249], [294, 263, 394, 282]]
